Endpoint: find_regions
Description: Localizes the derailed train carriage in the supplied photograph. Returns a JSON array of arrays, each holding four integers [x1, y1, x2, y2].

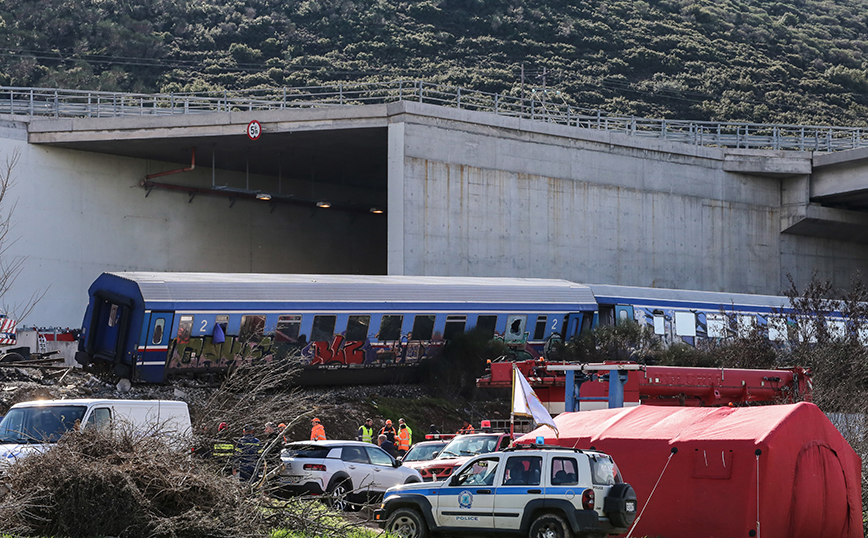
[[74, 273, 598, 384], [75, 272, 856, 385]]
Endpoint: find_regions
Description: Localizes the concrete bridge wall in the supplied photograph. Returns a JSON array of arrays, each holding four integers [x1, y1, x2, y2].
[[390, 103, 868, 294], [3, 101, 868, 327]]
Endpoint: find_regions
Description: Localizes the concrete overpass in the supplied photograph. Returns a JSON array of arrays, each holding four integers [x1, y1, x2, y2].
[[3, 88, 868, 326]]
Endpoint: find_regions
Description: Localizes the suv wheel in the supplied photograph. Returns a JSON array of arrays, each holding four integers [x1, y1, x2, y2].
[[326, 479, 353, 512], [529, 513, 573, 538], [386, 508, 428, 538]]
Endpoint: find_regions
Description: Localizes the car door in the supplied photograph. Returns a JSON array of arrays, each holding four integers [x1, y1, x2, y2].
[[341, 446, 376, 492], [365, 445, 404, 492], [494, 454, 544, 530], [435, 455, 500, 529]]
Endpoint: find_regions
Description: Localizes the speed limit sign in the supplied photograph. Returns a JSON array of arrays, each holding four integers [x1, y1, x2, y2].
[[246, 120, 262, 140]]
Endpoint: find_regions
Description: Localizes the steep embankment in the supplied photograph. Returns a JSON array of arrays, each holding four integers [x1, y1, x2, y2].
[[0, 0, 867, 125]]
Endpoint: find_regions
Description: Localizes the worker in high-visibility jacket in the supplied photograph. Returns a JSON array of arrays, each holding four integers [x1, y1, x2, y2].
[[357, 418, 374, 443], [397, 423, 411, 457], [398, 418, 412, 446], [310, 417, 326, 441]]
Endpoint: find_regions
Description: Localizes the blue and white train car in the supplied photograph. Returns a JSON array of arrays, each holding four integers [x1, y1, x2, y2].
[[589, 284, 800, 345], [75, 273, 598, 383]]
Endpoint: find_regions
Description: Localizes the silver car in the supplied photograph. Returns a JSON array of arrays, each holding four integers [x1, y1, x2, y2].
[[279, 440, 423, 510]]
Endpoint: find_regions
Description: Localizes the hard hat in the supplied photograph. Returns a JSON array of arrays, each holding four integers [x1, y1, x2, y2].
[[278, 423, 286, 428], [385, 419, 392, 425], [218, 422, 227, 431], [312, 417, 320, 423]]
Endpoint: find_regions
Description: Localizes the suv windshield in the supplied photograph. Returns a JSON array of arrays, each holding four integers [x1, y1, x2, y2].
[[0, 405, 87, 444], [283, 444, 331, 458], [438, 435, 502, 459]]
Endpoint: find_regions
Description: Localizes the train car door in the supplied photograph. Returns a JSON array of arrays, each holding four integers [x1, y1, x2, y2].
[[564, 313, 585, 339], [144, 312, 173, 354], [91, 295, 131, 362]]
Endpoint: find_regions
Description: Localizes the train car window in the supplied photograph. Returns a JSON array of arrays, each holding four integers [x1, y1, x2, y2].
[[653, 313, 665, 335], [580, 315, 593, 333], [829, 319, 846, 339], [240, 315, 266, 341], [152, 318, 165, 345], [675, 312, 696, 337], [443, 315, 467, 340], [411, 315, 436, 341], [379, 315, 403, 341], [311, 315, 337, 342], [275, 315, 302, 343], [707, 313, 727, 338], [534, 316, 547, 340], [177, 316, 193, 344], [108, 304, 119, 327], [598, 306, 615, 326], [768, 316, 787, 341], [476, 315, 497, 338], [215, 315, 229, 334], [737, 315, 756, 338], [505, 315, 527, 343], [346, 315, 371, 341]]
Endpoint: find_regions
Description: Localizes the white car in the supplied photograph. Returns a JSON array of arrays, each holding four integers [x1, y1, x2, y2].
[[279, 440, 422, 510], [375, 445, 637, 538]]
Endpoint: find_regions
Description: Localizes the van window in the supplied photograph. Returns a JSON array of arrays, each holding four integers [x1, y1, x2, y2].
[[379, 315, 403, 341], [86, 407, 112, 431], [0, 405, 87, 444]]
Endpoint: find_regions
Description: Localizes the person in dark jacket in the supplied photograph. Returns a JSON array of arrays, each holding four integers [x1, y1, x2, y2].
[[233, 425, 261, 482], [378, 433, 398, 458], [379, 419, 397, 443]]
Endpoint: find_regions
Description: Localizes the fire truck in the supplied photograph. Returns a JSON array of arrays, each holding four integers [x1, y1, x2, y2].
[[477, 359, 812, 414]]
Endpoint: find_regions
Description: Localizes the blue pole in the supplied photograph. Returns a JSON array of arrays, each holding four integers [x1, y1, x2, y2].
[[565, 370, 575, 412], [608, 370, 629, 408]]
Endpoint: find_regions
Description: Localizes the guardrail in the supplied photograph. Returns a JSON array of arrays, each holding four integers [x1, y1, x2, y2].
[[2, 81, 867, 152]]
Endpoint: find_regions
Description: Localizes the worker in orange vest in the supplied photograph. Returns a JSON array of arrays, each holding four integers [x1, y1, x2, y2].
[[397, 422, 411, 457], [310, 417, 326, 441], [457, 419, 475, 435]]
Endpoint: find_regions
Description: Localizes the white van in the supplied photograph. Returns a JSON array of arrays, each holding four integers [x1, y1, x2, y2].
[[0, 399, 192, 463]]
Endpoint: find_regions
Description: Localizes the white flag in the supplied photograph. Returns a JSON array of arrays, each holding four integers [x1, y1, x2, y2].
[[512, 364, 559, 437]]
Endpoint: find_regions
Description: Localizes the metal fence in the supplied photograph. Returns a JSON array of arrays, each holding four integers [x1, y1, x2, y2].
[[2, 81, 866, 152]]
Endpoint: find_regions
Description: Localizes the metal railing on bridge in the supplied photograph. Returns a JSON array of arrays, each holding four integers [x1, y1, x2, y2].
[[2, 81, 867, 152]]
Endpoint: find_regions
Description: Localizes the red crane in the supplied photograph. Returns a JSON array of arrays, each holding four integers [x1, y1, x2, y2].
[[477, 360, 811, 413]]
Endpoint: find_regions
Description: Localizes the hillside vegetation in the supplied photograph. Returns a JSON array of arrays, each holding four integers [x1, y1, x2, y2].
[[2, 0, 868, 124]]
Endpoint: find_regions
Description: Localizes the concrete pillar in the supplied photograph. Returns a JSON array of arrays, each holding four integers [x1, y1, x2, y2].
[[387, 122, 405, 275]]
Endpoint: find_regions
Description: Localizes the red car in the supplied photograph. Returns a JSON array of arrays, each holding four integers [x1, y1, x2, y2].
[[413, 432, 513, 481]]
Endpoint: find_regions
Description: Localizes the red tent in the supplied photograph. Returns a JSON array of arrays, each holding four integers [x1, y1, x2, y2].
[[517, 402, 862, 538]]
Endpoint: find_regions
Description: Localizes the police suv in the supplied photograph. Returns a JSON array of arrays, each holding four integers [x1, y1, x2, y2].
[[374, 445, 637, 538]]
